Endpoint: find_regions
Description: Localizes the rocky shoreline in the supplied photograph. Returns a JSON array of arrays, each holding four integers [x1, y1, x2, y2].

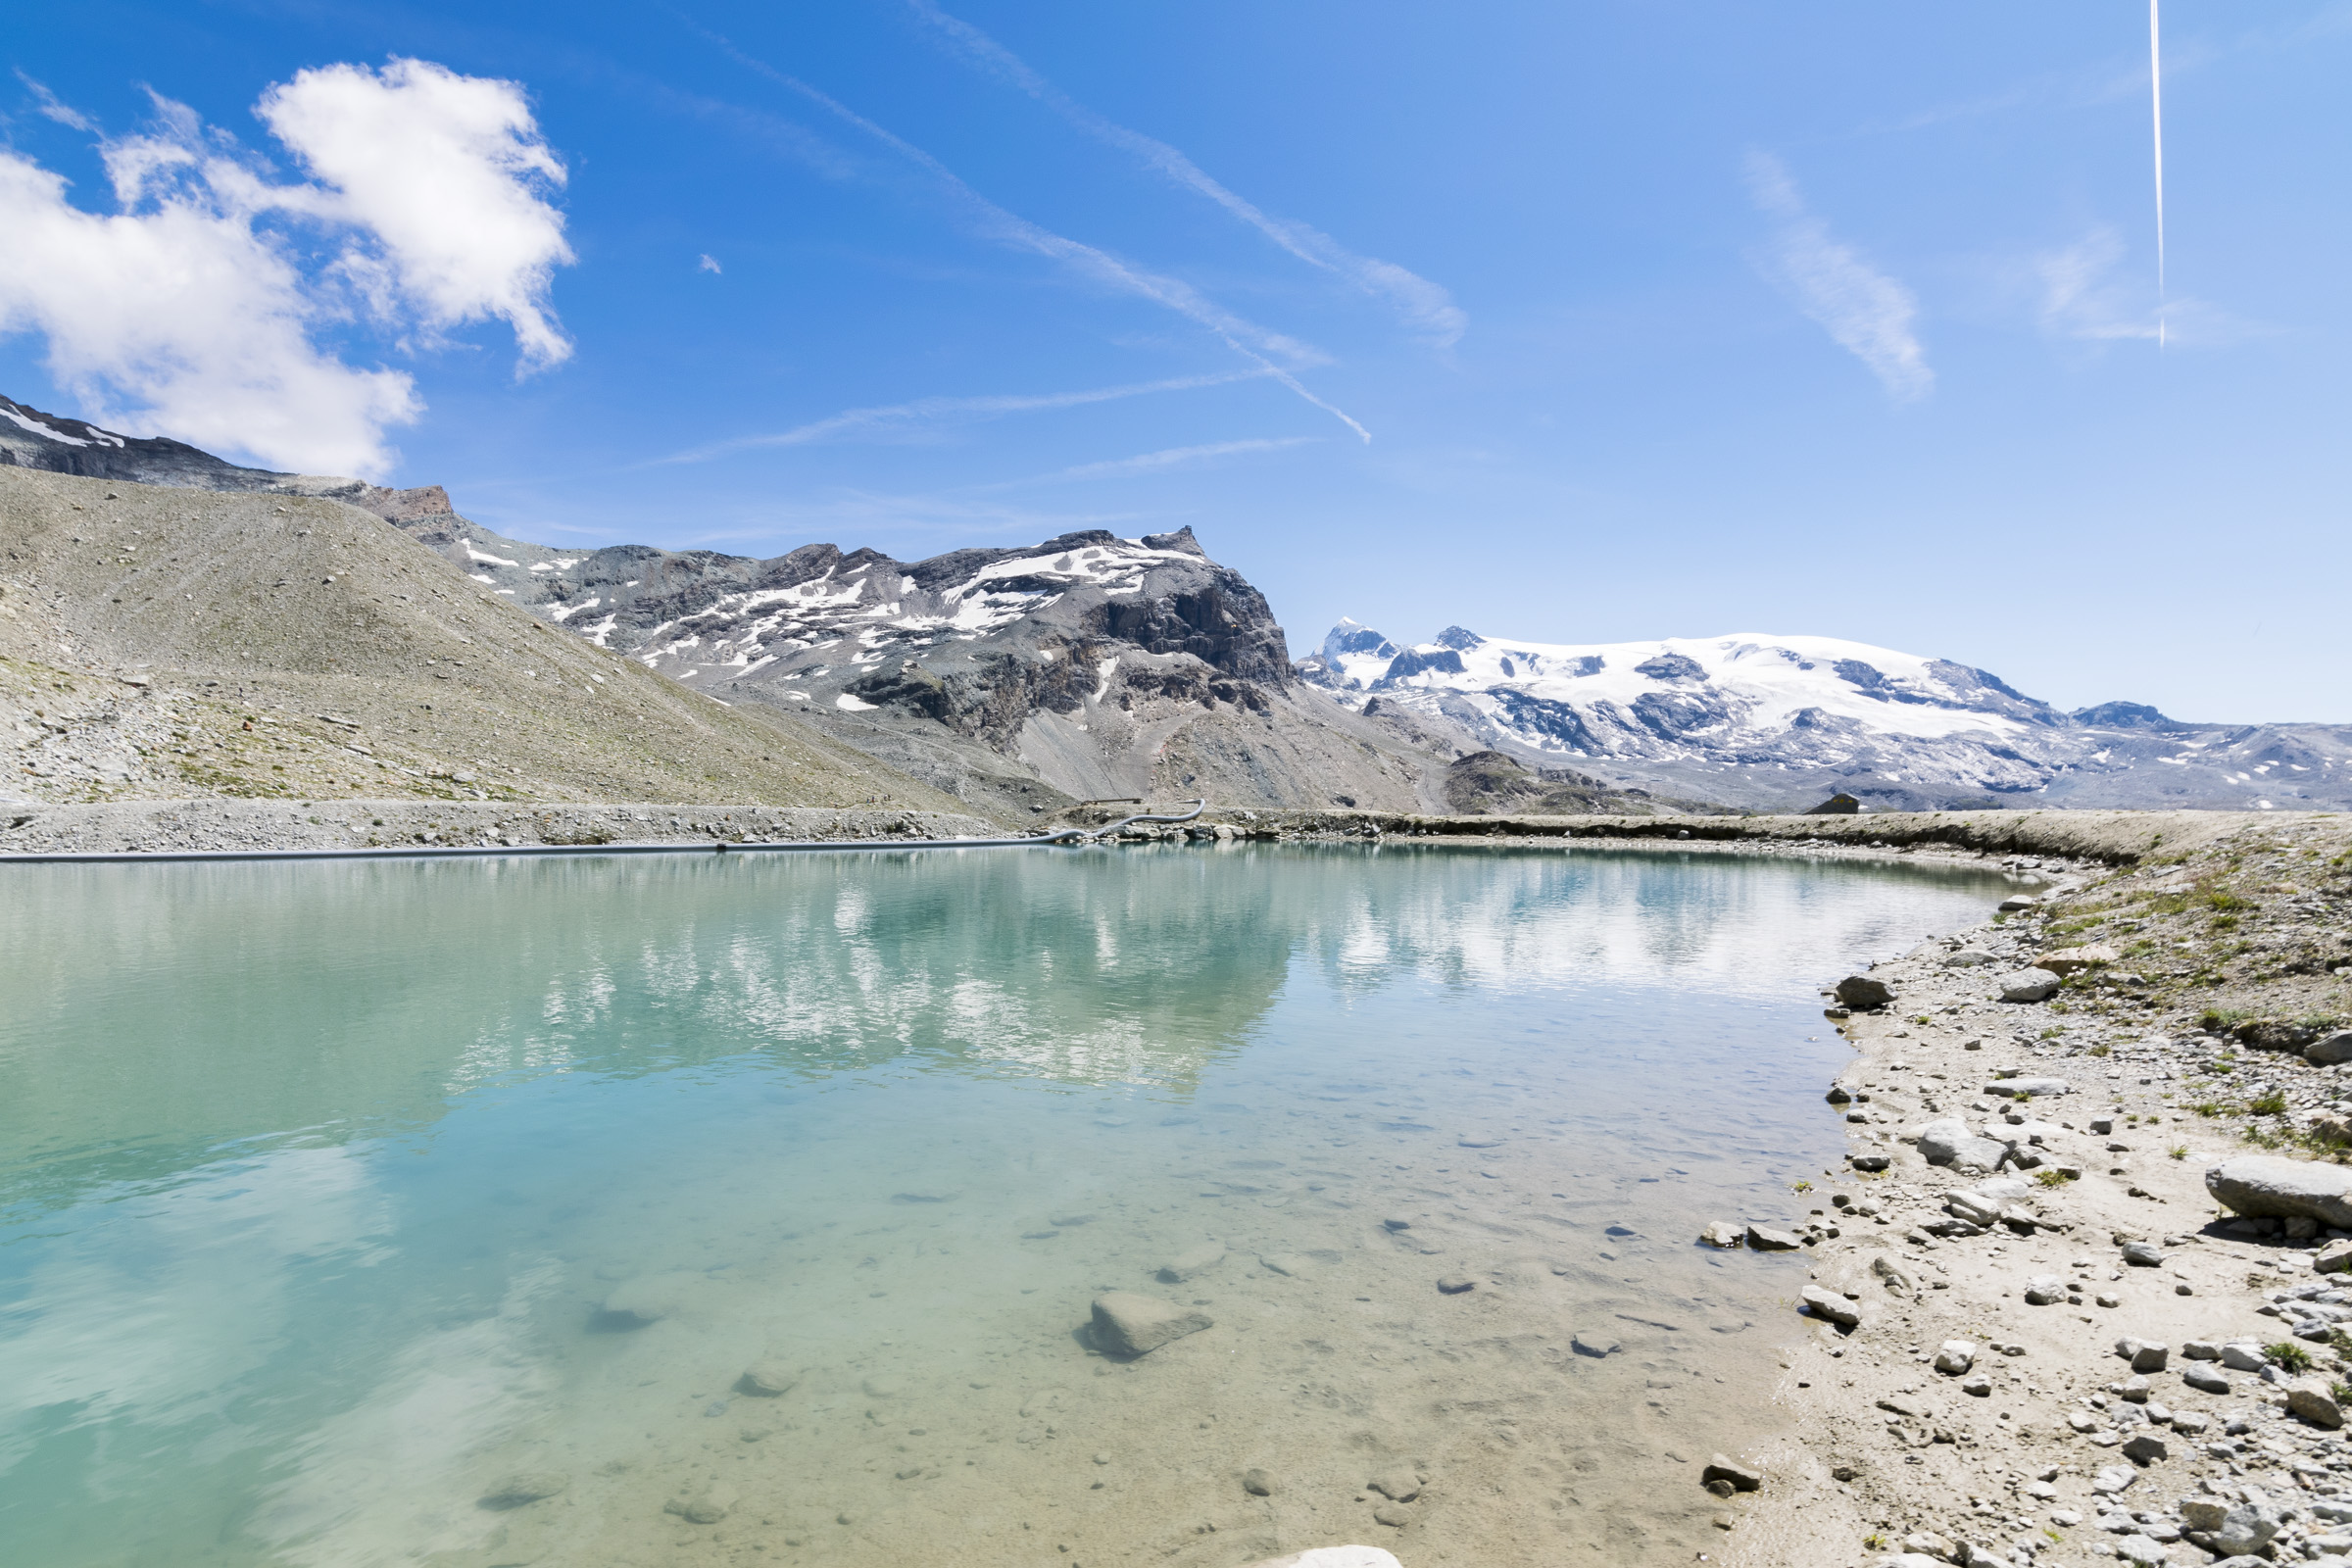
[[1685, 810, 2352, 1568]]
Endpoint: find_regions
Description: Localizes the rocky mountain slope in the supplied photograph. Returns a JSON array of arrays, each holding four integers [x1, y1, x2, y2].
[[4, 394, 1465, 819], [1299, 619, 2352, 814], [0, 466, 985, 821]]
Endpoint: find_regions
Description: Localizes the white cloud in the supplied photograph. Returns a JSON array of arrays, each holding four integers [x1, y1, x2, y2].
[[1745, 153, 1932, 402], [17, 72, 96, 131], [907, 0, 1466, 349], [0, 60, 573, 477], [699, 253, 722, 273], [659, 368, 1270, 465], [2032, 225, 2259, 349], [1012, 436, 1317, 485], [257, 61, 573, 368], [684, 20, 1372, 441]]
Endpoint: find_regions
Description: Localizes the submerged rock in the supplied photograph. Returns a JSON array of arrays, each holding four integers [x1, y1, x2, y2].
[[599, 1273, 693, 1327], [1158, 1243, 1227, 1283], [1698, 1221, 1743, 1249], [1243, 1467, 1277, 1496], [1702, 1453, 1763, 1493], [1090, 1292, 1212, 1356], [479, 1471, 568, 1509], [1435, 1275, 1475, 1295], [1368, 1470, 1422, 1502], [664, 1481, 738, 1525], [736, 1363, 798, 1397]]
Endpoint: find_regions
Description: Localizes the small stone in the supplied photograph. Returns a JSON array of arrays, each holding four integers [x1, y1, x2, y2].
[[2121, 1432, 2169, 1465], [1372, 1504, 1411, 1528], [2115, 1338, 2170, 1373], [2315, 1238, 2352, 1275], [1701, 1453, 1763, 1493], [2024, 1275, 2067, 1305], [860, 1376, 901, 1399], [1090, 1292, 1213, 1357], [1436, 1275, 1475, 1295], [737, 1363, 798, 1397], [2090, 1464, 2135, 1495], [1369, 1470, 1422, 1502], [1703, 1478, 1735, 1498], [2181, 1363, 2230, 1395], [1242, 1468, 1275, 1496], [1570, 1331, 1621, 1358], [2218, 1342, 2268, 1372], [2095, 1292, 2122, 1308], [479, 1472, 568, 1509], [1933, 1340, 1977, 1375], [1744, 1224, 1802, 1250], [1157, 1243, 1226, 1283], [2115, 1375, 2150, 1402], [2120, 1240, 2165, 1267], [1382, 1217, 1412, 1232], [2114, 1535, 2167, 1566], [1698, 1221, 1744, 1249], [599, 1273, 691, 1326], [1960, 1374, 1991, 1396]]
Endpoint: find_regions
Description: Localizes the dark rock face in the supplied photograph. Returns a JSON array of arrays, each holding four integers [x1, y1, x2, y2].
[[1634, 652, 1707, 683], [1809, 793, 1863, 814], [1375, 648, 1467, 686], [1441, 750, 1685, 815], [2074, 702, 2179, 729]]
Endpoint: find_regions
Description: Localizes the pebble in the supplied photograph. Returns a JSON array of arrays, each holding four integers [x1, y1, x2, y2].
[[1372, 1504, 1411, 1528], [1243, 1468, 1276, 1496], [1370, 1471, 1422, 1502], [2114, 1337, 2169, 1372], [861, 1376, 901, 1399], [1745, 1224, 1802, 1251], [1699, 1221, 1744, 1249], [1933, 1341, 1976, 1374], [2024, 1275, 2067, 1305], [2120, 1240, 2165, 1267], [1571, 1331, 1621, 1358], [1382, 1217, 1412, 1232], [2182, 1363, 2231, 1394], [1436, 1275, 1475, 1295]]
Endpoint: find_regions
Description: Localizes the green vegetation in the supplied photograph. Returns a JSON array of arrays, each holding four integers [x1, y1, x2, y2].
[[2170, 1145, 2188, 1160], [2268, 1342, 2315, 1374], [2034, 1168, 2079, 1189], [2251, 1089, 2291, 1116]]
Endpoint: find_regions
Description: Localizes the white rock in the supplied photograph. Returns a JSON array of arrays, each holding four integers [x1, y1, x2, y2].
[[1239, 1550, 1403, 1568], [1934, 1340, 1977, 1375], [1799, 1285, 1860, 1327], [1090, 1292, 1212, 1356]]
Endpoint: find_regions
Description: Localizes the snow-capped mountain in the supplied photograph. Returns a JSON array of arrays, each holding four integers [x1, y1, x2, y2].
[[1299, 620, 2352, 812]]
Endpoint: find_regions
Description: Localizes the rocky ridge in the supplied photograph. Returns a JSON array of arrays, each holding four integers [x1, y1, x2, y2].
[[1299, 619, 2352, 815]]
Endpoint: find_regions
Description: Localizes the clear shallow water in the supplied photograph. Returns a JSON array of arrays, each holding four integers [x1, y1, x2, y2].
[[0, 843, 2010, 1568]]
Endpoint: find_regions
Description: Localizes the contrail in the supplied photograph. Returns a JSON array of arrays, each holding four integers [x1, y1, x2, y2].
[[2151, 0, 2166, 349]]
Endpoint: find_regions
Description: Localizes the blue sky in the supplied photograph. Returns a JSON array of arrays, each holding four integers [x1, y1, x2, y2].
[[5, 3, 2348, 722]]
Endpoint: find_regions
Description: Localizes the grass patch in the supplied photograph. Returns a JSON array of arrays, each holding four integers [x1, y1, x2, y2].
[[2268, 1341, 2316, 1373], [2034, 1168, 2079, 1188], [2251, 1090, 2291, 1115], [2171, 1145, 2189, 1160], [2087, 1043, 2111, 1057], [2192, 1102, 2228, 1118]]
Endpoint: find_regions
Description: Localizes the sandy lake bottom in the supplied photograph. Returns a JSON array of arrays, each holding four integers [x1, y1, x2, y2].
[[0, 843, 2015, 1568]]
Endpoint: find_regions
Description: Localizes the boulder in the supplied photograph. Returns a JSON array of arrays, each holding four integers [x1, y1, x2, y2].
[[1698, 1221, 1744, 1249], [1916, 1119, 2011, 1173], [1998, 894, 2038, 912], [2315, 1239, 2352, 1275], [1945, 949, 1998, 967], [1745, 1224, 1803, 1251], [1800, 1286, 1860, 1327], [2208, 1497, 2283, 1556], [2206, 1156, 2352, 1228], [2038, 945, 2121, 975], [1995, 968, 2063, 1004], [1837, 975, 1893, 1010], [2218, 1342, 2269, 1373], [2307, 1031, 2352, 1066], [1090, 1293, 1213, 1357], [2181, 1363, 2230, 1395], [2289, 1380, 2347, 1430]]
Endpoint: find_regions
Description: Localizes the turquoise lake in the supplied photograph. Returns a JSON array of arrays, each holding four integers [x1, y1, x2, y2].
[[0, 842, 2012, 1568]]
